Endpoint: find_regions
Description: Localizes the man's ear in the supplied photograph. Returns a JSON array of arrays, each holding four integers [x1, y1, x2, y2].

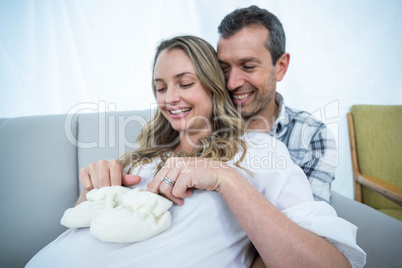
[[275, 53, 290, 82]]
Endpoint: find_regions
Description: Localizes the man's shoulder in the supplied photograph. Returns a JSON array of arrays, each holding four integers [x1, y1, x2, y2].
[[273, 96, 334, 149], [282, 105, 336, 155], [284, 106, 327, 130]]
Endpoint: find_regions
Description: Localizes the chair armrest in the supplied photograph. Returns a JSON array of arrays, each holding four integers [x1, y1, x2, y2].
[[356, 173, 402, 206]]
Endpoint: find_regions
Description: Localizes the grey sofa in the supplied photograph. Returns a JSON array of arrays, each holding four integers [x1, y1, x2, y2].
[[0, 110, 401, 268]]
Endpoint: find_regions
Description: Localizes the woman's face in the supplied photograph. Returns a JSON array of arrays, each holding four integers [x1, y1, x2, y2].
[[154, 49, 213, 135]]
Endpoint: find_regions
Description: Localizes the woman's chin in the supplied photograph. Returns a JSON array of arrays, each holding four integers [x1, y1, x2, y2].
[[171, 124, 186, 133]]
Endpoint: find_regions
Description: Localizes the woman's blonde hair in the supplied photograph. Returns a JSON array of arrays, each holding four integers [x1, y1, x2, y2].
[[120, 35, 246, 173]]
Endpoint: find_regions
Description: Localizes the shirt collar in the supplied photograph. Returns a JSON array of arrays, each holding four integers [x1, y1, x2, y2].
[[269, 92, 290, 137]]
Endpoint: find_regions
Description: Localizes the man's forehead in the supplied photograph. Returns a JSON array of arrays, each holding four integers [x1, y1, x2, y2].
[[217, 37, 268, 63], [218, 26, 268, 52], [217, 46, 259, 62]]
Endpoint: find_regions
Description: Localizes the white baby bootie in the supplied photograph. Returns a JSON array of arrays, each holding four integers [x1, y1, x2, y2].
[[60, 186, 130, 228], [90, 188, 173, 243]]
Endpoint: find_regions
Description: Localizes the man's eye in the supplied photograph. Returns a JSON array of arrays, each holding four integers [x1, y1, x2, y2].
[[221, 66, 229, 73], [244, 66, 256, 70]]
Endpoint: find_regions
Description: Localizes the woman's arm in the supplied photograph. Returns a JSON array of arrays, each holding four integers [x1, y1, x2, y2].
[[147, 157, 352, 268]]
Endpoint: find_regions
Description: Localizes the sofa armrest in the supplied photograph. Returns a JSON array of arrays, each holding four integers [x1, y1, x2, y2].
[[331, 191, 402, 268]]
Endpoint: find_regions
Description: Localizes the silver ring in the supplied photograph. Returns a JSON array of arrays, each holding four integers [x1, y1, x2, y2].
[[161, 176, 175, 187]]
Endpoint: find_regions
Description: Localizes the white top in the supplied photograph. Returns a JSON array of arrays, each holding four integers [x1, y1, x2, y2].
[[27, 132, 366, 268]]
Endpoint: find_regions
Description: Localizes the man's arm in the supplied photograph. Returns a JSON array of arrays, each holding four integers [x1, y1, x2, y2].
[[146, 157, 354, 268], [220, 170, 351, 268], [282, 111, 337, 203], [299, 125, 337, 202]]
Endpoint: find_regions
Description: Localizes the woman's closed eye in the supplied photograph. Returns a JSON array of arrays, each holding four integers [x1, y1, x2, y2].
[[156, 87, 167, 92], [180, 83, 194, 88]]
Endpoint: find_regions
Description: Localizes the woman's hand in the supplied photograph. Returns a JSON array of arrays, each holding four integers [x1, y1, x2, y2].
[[79, 160, 141, 191], [76, 160, 141, 206], [146, 157, 236, 205]]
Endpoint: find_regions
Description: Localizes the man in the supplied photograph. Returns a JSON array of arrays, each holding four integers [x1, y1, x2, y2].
[[216, 5, 337, 202], [79, 5, 337, 203]]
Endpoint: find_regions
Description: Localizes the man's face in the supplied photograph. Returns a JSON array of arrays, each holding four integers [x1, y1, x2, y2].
[[217, 25, 277, 120]]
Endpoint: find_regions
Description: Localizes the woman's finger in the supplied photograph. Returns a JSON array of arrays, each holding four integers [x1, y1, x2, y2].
[[159, 173, 184, 205], [79, 167, 94, 191], [147, 168, 167, 194], [158, 167, 180, 195], [88, 162, 99, 188], [172, 173, 193, 199]]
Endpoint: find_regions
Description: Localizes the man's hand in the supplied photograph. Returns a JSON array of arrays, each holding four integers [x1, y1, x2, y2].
[[79, 159, 141, 191]]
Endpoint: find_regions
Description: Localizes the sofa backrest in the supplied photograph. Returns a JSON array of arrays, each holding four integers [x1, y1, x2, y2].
[[0, 114, 79, 267], [74, 110, 152, 183]]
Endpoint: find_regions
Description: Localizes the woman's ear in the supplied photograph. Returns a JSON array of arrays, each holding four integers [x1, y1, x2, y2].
[[275, 53, 290, 82]]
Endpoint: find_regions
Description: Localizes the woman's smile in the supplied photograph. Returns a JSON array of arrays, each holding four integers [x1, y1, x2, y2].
[[168, 107, 193, 118]]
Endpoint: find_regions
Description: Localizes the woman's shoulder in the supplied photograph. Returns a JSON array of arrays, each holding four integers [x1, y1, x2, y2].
[[241, 131, 289, 155], [238, 131, 300, 178]]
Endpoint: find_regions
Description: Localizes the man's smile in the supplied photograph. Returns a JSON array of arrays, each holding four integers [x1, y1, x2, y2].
[[231, 91, 254, 105]]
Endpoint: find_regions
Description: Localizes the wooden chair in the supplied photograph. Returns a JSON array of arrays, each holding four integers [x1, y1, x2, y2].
[[347, 105, 402, 221]]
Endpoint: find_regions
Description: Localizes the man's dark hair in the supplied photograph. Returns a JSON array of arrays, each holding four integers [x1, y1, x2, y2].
[[218, 5, 286, 65]]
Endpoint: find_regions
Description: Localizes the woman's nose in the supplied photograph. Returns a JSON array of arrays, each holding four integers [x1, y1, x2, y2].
[[226, 68, 245, 91], [165, 87, 180, 104]]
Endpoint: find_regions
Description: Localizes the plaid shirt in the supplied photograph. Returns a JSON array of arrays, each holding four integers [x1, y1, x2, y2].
[[269, 93, 337, 203]]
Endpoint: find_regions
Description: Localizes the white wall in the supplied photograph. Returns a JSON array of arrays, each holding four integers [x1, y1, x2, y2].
[[1, 0, 401, 198]]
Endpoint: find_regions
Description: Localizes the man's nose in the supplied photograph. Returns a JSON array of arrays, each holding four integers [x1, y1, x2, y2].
[[226, 68, 245, 91]]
